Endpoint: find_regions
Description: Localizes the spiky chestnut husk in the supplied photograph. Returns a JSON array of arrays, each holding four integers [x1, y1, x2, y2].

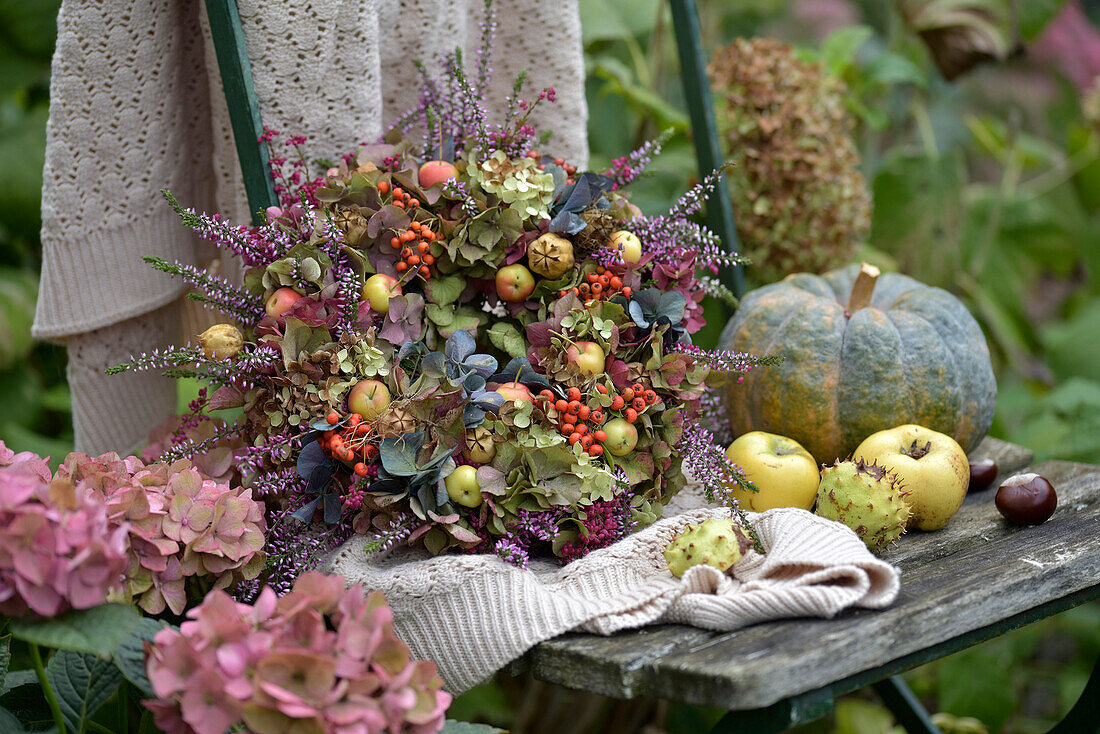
[[815, 459, 910, 552], [664, 517, 753, 578]]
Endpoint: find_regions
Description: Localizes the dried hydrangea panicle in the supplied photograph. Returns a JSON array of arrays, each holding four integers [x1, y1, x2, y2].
[[709, 37, 870, 283], [145, 572, 451, 734]]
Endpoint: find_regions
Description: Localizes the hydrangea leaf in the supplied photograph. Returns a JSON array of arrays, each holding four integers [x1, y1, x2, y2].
[[46, 650, 123, 734], [425, 275, 465, 306], [487, 322, 527, 358], [112, 618, 170, 697], [9, 604, 143, 659]]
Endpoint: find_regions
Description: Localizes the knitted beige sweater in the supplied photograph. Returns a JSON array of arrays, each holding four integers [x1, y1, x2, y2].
[[35, 0, 588, 455], [324, 489, 901, 693]]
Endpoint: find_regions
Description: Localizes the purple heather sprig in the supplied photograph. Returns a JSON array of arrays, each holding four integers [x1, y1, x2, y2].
[[441, 177, 480, 217], [493, 508, 561, 568], [243, 504, 353, 598], [605, 129, 672, 189], [676, 421, 755, 511], [474, 0, 497, 94], [360, 511, 417, 556], [670, 343, 780, 375], [162, 191, 288, 267], [142, 256, 265, 326], [105, 345, 205, 376], [155, 420, 247, 465]]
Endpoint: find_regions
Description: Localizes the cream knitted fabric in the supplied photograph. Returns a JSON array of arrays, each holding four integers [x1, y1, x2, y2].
[[324, 492, 901, 693], [35, 0, 588, 454]]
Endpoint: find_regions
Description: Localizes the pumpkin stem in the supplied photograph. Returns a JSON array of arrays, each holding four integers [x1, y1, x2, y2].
[[846, 262, 880, 315]]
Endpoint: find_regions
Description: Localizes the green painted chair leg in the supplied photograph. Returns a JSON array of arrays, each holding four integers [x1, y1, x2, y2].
[[710, 687, 834, 733], [1048, 652, 1100, 734], [668, 0, 746, 299], [871, 675, 941, 734]]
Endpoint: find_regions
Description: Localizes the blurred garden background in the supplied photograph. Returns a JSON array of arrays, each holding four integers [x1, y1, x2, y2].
[[2, 0, 1098, 731]]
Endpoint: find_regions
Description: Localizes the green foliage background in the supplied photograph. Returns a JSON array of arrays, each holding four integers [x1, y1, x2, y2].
[[0, 0, 1096, 732]]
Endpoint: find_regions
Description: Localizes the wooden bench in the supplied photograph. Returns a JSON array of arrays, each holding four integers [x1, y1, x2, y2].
[[509, 438, 1100, 732]]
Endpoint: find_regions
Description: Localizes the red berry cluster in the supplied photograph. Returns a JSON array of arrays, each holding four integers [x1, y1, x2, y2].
[[534, 386, 607, 457], [607, 382, 660, 424], [527, 150, 578, 178], [321, 411, 378, 476], [558, 266, 631, 304], [379, 181, 436, 280]]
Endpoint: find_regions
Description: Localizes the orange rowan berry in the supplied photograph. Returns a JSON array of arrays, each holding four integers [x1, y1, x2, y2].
[[392, 187, 404, 198], [589, 410, 604, 424], [568, 432, 581, 445], [354, 462, 368, 477], [595, 384, 608, 394], [422, 254, 435, 265], [632, 397, 646, 411], [395, 262, 408, 272], [326, 411, 340, 425], [555, 399, 568, 412], [576, 405, 590, 420], [625, 408, 638, 423], [377, 180, 390, 194], [610, 396, 625, 411], [390, 236, 400, 248], [622, 388, 634, 402], [622, 287, 632, 298], [567, 387, 581, 401], [419, 267, 431, 278], [594, 430, 607, 442], [588, 444, 603, 457]]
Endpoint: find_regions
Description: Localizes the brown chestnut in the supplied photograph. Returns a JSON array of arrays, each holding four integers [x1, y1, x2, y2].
[[995, 473, 1057, 525], [968, 458, 999, 492]]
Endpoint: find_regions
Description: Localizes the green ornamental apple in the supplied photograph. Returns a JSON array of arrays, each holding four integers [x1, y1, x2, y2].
[[362, 273, 402, 315], [566, 341, 606, 377], [495, 264, 536, 302], [347, 379, 391, 421], [853, 424, 969, 531], [603, 417, 638, 456], [725, 431, 819, 511], [445, 464, 483, 508]]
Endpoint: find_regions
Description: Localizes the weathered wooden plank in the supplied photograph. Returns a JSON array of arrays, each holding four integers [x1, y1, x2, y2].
[[641, 460, 1100, 709], [525, 457, 1099, 710]]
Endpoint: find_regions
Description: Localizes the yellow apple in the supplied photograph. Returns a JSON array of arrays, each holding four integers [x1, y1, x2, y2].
[[610, 230, 642, 263], [445, 465, 483, 508], [347, 379, 391, 421], [725, 431, 819, 511], [853, 424, 969, 531], [362, 273, 401, 315], [566, 341, 606, 376]]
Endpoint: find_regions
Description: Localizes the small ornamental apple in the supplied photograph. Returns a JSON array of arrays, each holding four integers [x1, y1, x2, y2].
[[566, 341, 606, 377], [362, 273, 402, 315], [265, 287, 303, 318], [854, 424, 969, 531], [495, 264, 536, 302], [347, 379, 391, 421], [445, 464, 483, 508], [725, 431, 819, 511], [603, 417, 638, 456], [494, 381, 533, 405], [418, 160, 459, 189], [609, 230, 642, 263]]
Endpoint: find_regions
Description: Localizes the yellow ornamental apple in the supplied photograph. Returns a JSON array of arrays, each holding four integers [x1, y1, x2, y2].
[[445, 465, 483, 508], [362, 273, 401, 315], [853, 424, 969, 531], [609, 230, 642, 263], [725, 431, 819, 511]]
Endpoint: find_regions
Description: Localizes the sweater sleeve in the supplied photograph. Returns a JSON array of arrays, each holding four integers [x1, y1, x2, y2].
[[34, 0, 217, 340]]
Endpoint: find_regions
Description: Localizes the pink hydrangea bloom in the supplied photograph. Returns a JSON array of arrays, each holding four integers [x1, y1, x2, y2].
[[59, 452, 267, 615], [145, 572, 451, 734], [0, 442, 129, 617]]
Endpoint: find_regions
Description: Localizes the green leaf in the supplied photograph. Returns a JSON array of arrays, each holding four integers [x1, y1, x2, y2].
[[46, 650, 123, 734], [0, 672, 52, 731], [578, 0, 658, 43], [0, 268, 38, 369], [440, 720, 507, 734], [425, 303, 456, 328], [424, 275, 465, 307], [112, 618, 169, 698], [485, 322, 527, 358], [1017, 0, 1071, 40], [934, 648, 1015, 732], [819, 25, 873, 76], [0, 106, 48, 239], [1042, 300, 1100, 384], [9, 604, 143, 659], [865, 52, 927, 88], [0, 635, 7, 693]]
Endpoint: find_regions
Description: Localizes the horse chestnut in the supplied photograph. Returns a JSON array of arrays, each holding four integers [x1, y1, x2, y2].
[[968, 459, 998, 492], [995, 473, 1057, 525]]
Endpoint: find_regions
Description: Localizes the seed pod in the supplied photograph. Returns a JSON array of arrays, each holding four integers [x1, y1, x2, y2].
[[198, 324, 244, 360], [527, 233, 575, 279]]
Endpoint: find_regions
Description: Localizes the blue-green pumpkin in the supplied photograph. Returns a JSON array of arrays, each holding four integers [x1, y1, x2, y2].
[[719, 264, 996, 464]]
